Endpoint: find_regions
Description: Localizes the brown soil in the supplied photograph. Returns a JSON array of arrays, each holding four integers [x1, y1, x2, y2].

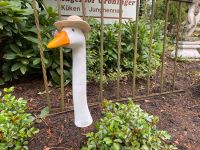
[[6, 55, 200, 150]]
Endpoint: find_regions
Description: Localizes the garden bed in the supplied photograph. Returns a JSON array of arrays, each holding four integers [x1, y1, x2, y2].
[[4, 54, 200, 150]]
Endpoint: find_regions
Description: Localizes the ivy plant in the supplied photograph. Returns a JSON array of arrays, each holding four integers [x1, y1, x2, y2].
[[0, 87, 39, 149], [82, 100, 177, 150]]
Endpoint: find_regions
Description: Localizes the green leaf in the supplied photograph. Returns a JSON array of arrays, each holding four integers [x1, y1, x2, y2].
[[0, 22, 3, 30], [24, 27, 37, 33], [64, 60, 70, 67], [0, 1, 9, 7], [103, 137, 112, 145], [23, 146, 28, 150], [160, 131, 171, 140], [21, 59, 29, 65], [50, 70, 60, 84], [0, 78, 4, 85], [3, 73, 12, 82], [16, 39, 22, 47], [33, 58, 41, 65], [111, 143, 120, 150], [39, 107, 49, 119], [20, 65, 27, 75], [3, 87, 14, 93], [0, 114, 7, 123], [11, 63, 21, 72], [24, 36, 38, 43], [10, 44, 20, 53], [3, 53, 17, 60], [23, 3, 33, 15], [31, 128, 39, 135], [4, 18, 12, 24], [113, 139, 122, 143]]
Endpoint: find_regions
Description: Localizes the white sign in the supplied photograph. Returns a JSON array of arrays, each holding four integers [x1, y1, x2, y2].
[[44, 0, 137, 24]]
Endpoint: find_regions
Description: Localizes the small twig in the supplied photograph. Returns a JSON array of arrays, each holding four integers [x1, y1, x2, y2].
[[28, 106, 45, 112], [41, 118, 49, 127], [50, 147, 66, 149], [33, 114, 49, 127], [58, 125, 64, 144]]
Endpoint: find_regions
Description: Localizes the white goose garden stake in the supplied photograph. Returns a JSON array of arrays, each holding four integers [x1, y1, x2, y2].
[[47, 16, 93, 128]]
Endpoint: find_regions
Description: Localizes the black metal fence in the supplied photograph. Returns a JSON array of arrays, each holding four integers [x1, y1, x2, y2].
[[32, 0, 187, 113]]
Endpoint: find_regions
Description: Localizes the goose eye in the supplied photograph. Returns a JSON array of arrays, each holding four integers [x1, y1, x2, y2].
[[72, 29, 75, 32]]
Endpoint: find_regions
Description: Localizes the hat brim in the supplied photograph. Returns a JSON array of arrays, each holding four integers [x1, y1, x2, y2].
[[54, 20, 91, 33]]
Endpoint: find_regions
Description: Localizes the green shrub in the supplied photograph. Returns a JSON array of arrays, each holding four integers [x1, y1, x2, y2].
[[87, 18, 164, 82], [0, 87, 39, 149], [82, 100, 177, 150], [0, 0, 33, 39], [0, 0, 71, 85]]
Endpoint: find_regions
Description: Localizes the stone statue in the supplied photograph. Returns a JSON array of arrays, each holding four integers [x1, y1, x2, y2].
[[171, 0, 200, 60], [185, 0, 200, 37]]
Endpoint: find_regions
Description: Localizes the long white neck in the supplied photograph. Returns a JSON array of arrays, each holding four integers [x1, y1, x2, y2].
[[72, 40, 93, 127]]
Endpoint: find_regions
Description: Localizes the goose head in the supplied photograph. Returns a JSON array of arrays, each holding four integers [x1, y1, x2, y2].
[[47, 27, 86, 49], [47, 15, 90, 49]]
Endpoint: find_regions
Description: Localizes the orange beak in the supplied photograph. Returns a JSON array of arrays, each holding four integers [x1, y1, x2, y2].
[[47, 31, 70, 49]]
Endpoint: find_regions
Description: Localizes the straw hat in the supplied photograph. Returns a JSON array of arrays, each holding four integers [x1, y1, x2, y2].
[[54, 15, 91, 33]]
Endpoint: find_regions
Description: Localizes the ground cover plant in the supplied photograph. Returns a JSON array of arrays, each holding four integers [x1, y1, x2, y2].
[[0, 87, 39, 149], [82, 100, 177, 150]]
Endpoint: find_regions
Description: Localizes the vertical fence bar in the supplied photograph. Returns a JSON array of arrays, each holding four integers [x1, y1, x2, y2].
[[116, 0, 123, 100], [81, 0, 86, 20], [132, 0, 140, 99], [172, 1, 182, 91], [57, 0, 65, 111], [100, 0, 104, 101], [143, 0, 147, 19], [160, 0, 169, 93], [147, 0, 155, 95], [32, 0, 51, 110]]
